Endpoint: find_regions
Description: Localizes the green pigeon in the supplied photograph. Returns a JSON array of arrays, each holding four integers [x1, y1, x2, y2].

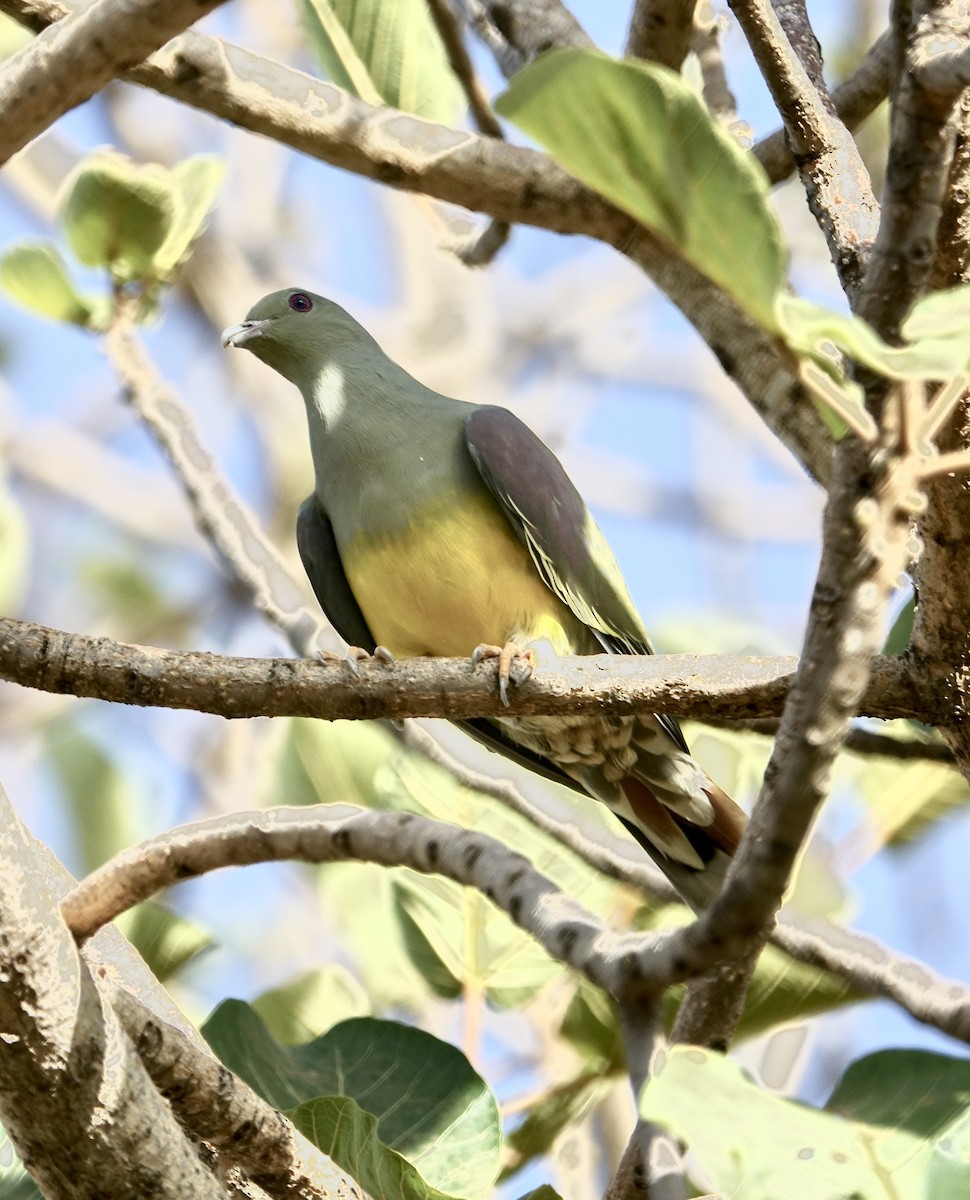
[[223, 288, 745, 909]]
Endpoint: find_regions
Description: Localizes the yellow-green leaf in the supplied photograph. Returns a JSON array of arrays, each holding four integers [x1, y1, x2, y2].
[[0, 240, 98, 327], [496, 49, 787, 333]]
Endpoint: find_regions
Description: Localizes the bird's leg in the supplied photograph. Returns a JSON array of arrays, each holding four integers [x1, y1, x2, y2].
[[471, 642, 535, 706]]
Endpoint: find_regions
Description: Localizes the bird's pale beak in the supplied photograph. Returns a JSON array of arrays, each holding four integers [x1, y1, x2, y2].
[[221, 318, 274, 348]]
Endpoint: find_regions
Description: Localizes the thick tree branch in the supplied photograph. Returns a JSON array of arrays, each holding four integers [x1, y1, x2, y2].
[[729, 0, 879, 295], [0, 0, 834, 482], [0, 785, 233, 1199], [0, 0, 225, 165], [62, 805, 632, 992], [0, 615, 928, 722], [107, 983, 342, 1200], [647, 396, 922, 1000]]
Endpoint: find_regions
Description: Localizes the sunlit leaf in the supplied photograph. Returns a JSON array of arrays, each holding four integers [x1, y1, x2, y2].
[[0, 470, 29, 617], [496, 49, 787, 332], [393, 873, 560, 1008], [60, 150, 175, 282], [46, 720, 139, 873], [252, 966, 370, 1043], [0, 241, 99, 327], [0, 1123, 41, 1199], [300, 0, 463, 122], [502, 1071, 613, 1181], [641, 1046, 970, 1199], [152, 155, 224, 275]]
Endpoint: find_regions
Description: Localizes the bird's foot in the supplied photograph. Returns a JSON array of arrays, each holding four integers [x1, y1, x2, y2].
[[344, 645, 396, 677], [471, 642, 535, 707]]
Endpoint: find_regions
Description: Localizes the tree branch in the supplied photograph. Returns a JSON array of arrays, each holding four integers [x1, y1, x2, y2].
[[754, 28, 891, 184], [729, 0, 879, 295], [0, 784, 233, 1199], [62, 805, 633, 992], [0, 0, 834, 483], [58, 801, 970, 1047], [0, 615, 929, 722], [0, 0, 226, 166], [855, 2, 964, 337], [464, 0, 592, 77], [107, 983, 342, 1200], [625, 0, 696, 71]]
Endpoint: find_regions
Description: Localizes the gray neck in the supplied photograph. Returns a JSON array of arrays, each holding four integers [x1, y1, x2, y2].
[[299, 339, 478, 532]]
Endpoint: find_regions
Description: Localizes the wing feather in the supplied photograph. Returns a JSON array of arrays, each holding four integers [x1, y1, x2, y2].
[[465, 407, 688, 752]]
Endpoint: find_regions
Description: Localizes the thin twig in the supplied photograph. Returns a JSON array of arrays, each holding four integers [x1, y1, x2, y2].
[[103, 310, 325, 660], [855, 5, 963, 339], [424, 0, 510, 264], [624, 0, 696, 71]]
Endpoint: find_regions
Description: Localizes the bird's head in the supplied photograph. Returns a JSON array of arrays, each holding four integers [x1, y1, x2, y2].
[[222, 288, 371, 391]]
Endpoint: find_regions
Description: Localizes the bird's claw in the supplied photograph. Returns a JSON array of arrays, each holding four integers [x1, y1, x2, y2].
[[344, 645, 396, 676], [471, 642, 535, 707]]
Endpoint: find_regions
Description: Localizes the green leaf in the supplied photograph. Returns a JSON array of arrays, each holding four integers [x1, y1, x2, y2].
[[854, 754, 969, 851], [781, 292, 970, 381], [60, 151, 175, 282], [203, 1004, 501, 1200], [559, 977, 623, 1069], [115, 902, 212, 982], [903, 284, 970, 342], [252, 966, 370, 1044], [292, 1097, 465, 1200], [393, 873, 560, 1008], [300, 0, 463, 123], [884, 595, 914, 655], [46, 720, 139, 873], [152, 155, 224, 275], [641, 1046, 970, 1200], [274, 717, 398, 810], [0, 241, 98, 327], [495, 49, 786, 332]]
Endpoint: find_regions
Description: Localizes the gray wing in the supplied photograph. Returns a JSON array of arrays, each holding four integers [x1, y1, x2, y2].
[[465, 406, 689, 753], [296, 495, 376, 651]]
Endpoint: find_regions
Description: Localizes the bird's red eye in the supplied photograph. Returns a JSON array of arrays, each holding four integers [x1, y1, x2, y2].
[[289, 292, 313, 312]]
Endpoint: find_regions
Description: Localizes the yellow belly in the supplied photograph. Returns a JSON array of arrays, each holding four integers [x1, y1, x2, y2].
[[343, 493, 583, 658]]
